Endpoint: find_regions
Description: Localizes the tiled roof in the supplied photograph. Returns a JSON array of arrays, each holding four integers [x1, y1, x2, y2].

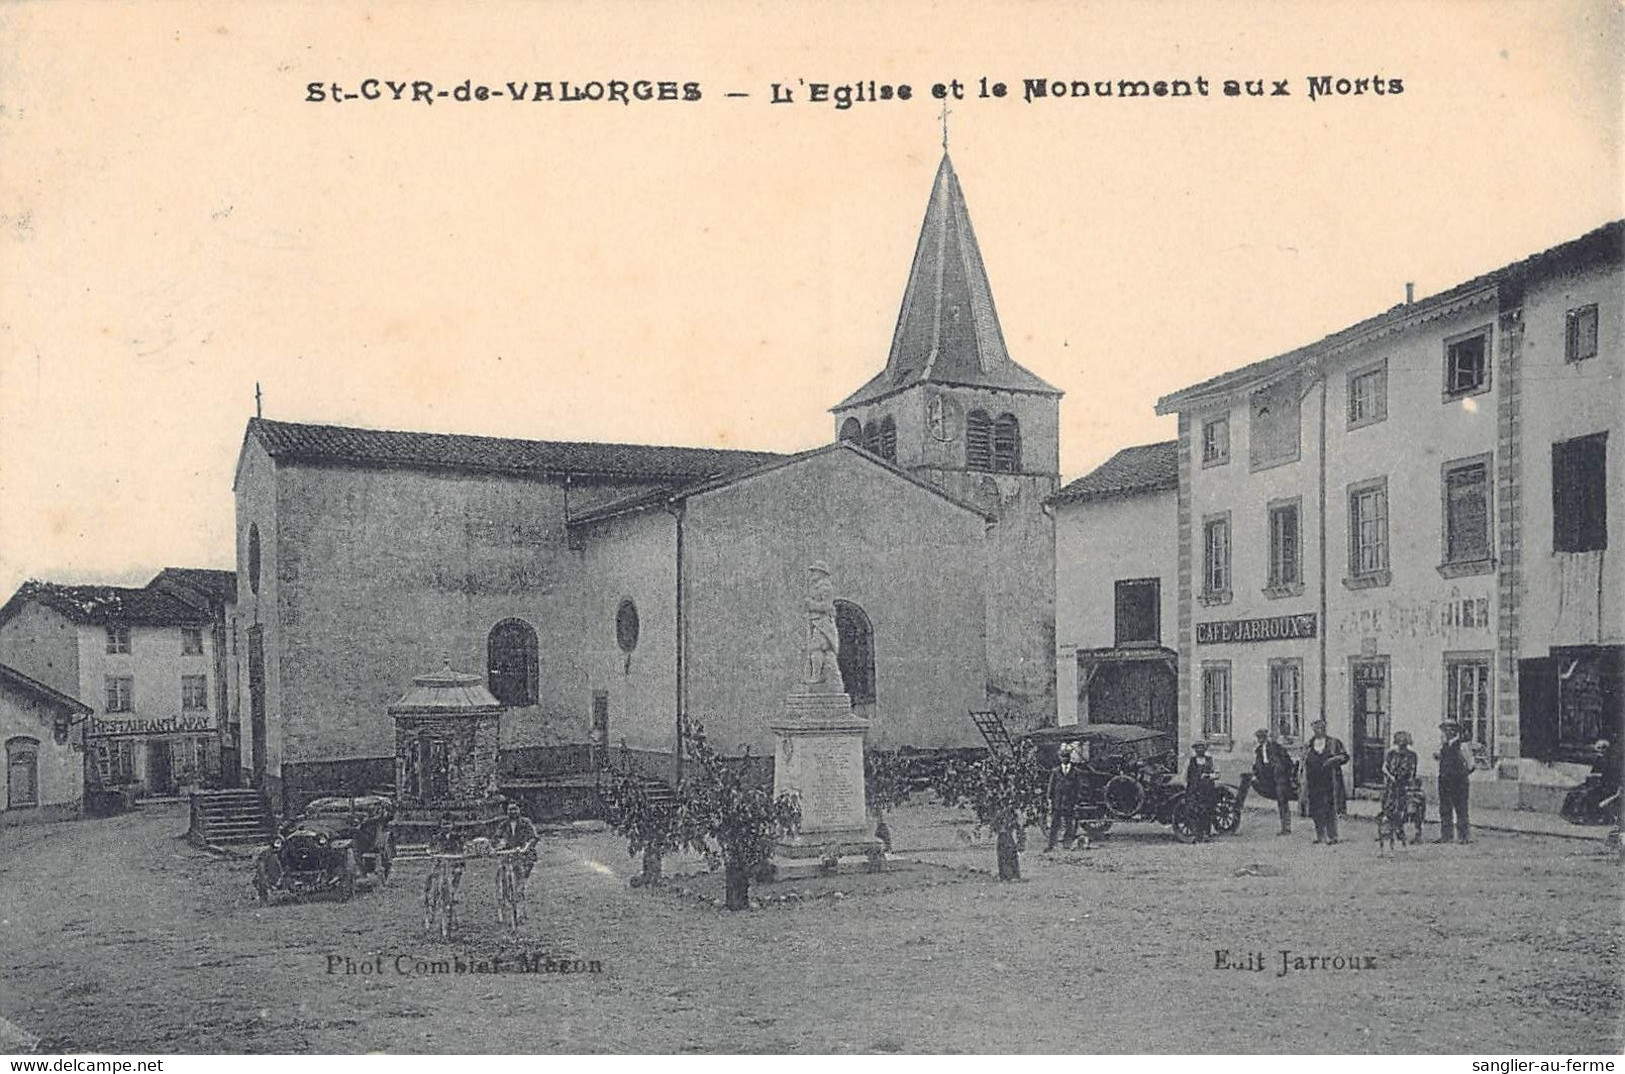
[[0, 663, 92, 716], [248, 418, 784, 482], [1050, 441, 1179, 505], [149, 567, 237, 606], [566, 441, 995, 528], [1157, 220, 1624, 413], [0, 581, 212, 628], [835, 154, 1061, 411]]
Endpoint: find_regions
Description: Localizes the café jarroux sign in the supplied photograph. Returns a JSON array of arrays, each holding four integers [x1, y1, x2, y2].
[[1196, 613, 1317, 645]]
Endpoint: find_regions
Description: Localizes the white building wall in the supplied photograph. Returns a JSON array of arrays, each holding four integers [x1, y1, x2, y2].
[[1054, 489, 1177, 724]]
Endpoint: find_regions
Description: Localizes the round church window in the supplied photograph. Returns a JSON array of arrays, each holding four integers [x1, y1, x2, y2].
[[616, 599, 639, 653], [247, 524, 262, 595]]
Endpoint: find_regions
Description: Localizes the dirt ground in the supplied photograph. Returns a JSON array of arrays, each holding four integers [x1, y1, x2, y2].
[[0, 800, 1619, 1054]]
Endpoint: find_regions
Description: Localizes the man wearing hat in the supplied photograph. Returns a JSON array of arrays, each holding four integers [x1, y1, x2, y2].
[[1045, 744, 1083, 851], [1183, 742, 1219, 842], [1303, 719, 1349, 844], [1434, 722, 1475, 843], [1236, 728, 1296, 836]]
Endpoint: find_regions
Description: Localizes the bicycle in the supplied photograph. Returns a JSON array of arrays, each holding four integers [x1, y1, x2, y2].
[[422, 853, 463, 940], [493, 847, 529, 929]]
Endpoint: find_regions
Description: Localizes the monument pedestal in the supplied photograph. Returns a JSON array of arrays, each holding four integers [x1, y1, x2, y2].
[[769, 691, 884, 880]]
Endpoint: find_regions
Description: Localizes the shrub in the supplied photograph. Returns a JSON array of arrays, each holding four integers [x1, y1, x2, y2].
[[934, 743, 1049, 880]]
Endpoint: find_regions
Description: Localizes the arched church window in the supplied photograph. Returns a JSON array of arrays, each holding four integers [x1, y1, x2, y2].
[[993, 413, 1022, 473], [839, 417, 863, 444], [487, 619, 539, 707], [247, 524, 262, 595], [966, 410, 992, 471], [7, 736, 39, 809], [834, 600, 876, 706], [877, 416, 897, 463]]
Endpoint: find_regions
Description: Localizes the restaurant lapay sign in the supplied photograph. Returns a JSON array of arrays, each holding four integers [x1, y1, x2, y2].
[[89, 715, 214, 737], [1196, 614, 1317, 645]]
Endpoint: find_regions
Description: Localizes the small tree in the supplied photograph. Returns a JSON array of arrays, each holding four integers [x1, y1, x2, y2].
[[600, 746, 682, 887], [935, 743, 1049, 880], [864, 748, 911, 852], [675, 717, 801, 909]]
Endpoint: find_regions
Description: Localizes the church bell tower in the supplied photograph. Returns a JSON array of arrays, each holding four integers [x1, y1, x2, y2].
[[832, 152, 1061, 730]]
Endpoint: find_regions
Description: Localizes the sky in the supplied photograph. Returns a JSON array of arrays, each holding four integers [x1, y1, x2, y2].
[[1, 0, 1620, 596]]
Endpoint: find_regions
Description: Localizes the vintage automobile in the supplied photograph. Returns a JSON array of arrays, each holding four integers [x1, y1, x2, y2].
[[1021, 724, 1241, 842], [255, 795, 396, 903]]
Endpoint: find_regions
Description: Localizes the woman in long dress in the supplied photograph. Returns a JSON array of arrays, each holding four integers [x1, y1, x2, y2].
[[1380, 731, 1420, 844]]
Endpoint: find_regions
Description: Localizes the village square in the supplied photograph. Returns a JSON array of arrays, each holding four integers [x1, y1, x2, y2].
[[2, 3, 1623, 1055]]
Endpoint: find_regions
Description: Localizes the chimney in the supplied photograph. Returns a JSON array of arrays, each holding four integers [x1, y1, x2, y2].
[[1405, 281, 1415, 305]]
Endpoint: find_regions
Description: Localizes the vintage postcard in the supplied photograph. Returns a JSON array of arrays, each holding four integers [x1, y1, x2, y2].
[[0, 0, 1620, 1060]]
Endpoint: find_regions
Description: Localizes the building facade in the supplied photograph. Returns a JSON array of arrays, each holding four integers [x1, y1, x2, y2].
[[1051, 442, 1179, 736], [1, 663, 92, 824], [1155, 221, 1623, 805], [0, 581, 228, 797]]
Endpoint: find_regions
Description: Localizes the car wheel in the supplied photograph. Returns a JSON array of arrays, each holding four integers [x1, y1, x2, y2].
[[1170, 801, 1199, 844]]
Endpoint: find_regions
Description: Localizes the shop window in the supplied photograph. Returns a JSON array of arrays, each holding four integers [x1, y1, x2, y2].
[[992, 414, 1021, 473], [1348, 361, 1388, 428], [6, 737, 39, 808], [1553, 433, 1608, 553], [487, 619, 539, 707], [1443, 327, 1491, 399], [94, 739, 134, 785], [965, 410, 992, 471], [834, 600, 876, 705], [182, 675, 209, 711], [1269, 659, 1304, 741], [1267, 499, 1302, 593], [1346, 477, 1390, 588], [1554, 647, 1623, 757], [106, 625, 130, 655], [181, 628, 204, 655], [1201, 662, 1231, 739], [105, 676, 134, 713], [1445, 654, 1493, 752], [1114, 579, 1160, 646], [1565, 304, 1599, 363], [1201, 415, 1229, 467], [1202, 513, 1231, 603], [1250, 375, 1301, 470]]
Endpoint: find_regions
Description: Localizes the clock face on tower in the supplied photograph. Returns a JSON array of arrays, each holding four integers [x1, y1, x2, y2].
[[927, 394, 962, 442]]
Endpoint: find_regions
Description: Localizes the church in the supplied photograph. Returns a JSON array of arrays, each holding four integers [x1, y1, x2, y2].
[[232, 152, 1063, 810]]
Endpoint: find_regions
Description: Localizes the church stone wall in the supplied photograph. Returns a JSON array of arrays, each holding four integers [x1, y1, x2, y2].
[[682, 448, 989, 758], [573, 505, 680, 772], [234, 438, 285, 795], [267, 461, 614, 783]]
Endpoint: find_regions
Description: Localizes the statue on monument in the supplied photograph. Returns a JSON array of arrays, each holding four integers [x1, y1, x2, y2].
[[802, 561, 846, 695]]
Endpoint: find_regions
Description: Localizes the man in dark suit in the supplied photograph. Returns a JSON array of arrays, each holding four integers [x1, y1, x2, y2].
[[1434, 721, 1475, 844], [1045, 748, 1083, 851], [1303, 719, 1349, 844], [1237, 727, 1296, 836]]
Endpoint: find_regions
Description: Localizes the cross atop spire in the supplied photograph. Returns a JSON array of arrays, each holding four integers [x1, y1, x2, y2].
[[831, 152, 1061, 412]]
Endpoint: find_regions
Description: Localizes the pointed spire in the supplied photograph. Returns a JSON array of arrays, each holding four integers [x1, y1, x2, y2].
[[834, 153, 1059, 411]]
